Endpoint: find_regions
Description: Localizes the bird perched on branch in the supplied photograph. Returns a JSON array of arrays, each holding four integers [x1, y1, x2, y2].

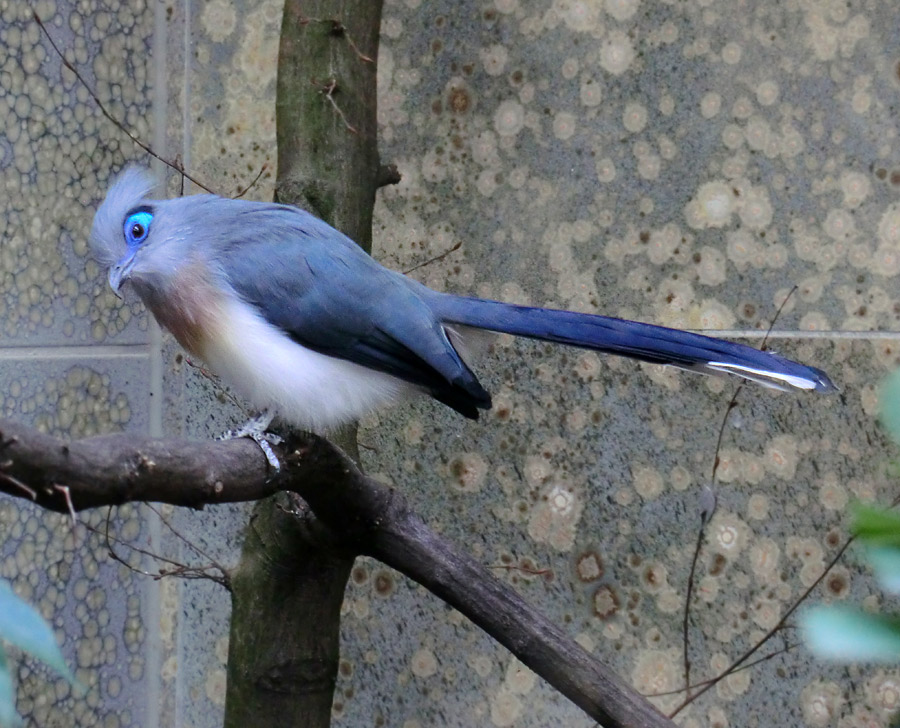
[[90, 168, 834, 461]]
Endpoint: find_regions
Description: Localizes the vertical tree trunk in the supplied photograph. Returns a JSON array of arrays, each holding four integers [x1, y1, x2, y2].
[[275, 0, 383, 253], [224, 497, 355, 728], [224, 2, 383, 726]]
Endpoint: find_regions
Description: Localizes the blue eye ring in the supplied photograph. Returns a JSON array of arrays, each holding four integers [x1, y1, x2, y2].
[[124, 207, 154, 247]]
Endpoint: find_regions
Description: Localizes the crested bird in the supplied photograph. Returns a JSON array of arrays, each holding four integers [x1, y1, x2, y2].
[[89, 168, 834, 455]]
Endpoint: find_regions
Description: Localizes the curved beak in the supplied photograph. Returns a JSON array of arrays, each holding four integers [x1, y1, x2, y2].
[[108, 251, 137, 299]]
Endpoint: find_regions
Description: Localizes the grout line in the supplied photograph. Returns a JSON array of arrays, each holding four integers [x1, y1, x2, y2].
[[144, 2, 169, 728], [0, 328, 896, 362], [172, 4, 193, 728], [678, 329, 900, 340], [182, 0, 192, 186], [0, 344, 150, 359]]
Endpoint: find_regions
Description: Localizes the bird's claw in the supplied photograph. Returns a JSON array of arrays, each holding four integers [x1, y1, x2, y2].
[[220, 411, 282, 471], [251, 436, 281, 471]]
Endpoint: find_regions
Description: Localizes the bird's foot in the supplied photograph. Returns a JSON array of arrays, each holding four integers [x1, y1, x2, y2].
[[220, 411, 283, 471]]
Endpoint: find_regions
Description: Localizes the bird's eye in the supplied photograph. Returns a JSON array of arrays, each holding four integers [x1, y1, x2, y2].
[[123, 209, 154, 246]]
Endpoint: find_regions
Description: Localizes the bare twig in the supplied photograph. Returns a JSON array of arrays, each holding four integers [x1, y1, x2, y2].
[[403, 240, 463, 274], [710, 285, 798, 483], [311, 78, 358, 134], [759, 285, 800, 353], [0, 469, 36, 500], [680, 285, 800, 699], [670, 537, 854, 717], [174, 154, 186, 197], [183, 357, 247, 412], [297, 14, 375, 62], [92, 507, 230, 588], [53, 484, 77, 528], [145, 502, 231, 584], [648, 641, 798, 698], [33, 11, 216, 194], [489, 563, 552, 578], [233, 163, 269, 200], [709, 398, 741, 483], [327, 20, 375, 62], [0, 436, 36, 499], [680, 514, 704, 699], [100, 507, 180, 579]]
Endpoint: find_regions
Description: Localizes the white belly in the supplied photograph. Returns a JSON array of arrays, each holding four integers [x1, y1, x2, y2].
[[198, 296, 412, 431]]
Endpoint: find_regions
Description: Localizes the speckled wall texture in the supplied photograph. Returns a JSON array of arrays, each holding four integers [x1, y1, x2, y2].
[[4, 0, 900, 726]]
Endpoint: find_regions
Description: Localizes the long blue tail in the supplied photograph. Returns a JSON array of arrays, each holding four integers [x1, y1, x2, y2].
[[433, 294, 835, 393]]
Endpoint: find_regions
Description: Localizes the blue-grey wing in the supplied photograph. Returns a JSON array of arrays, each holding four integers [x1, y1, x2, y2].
[[216, 205, 491, 417]]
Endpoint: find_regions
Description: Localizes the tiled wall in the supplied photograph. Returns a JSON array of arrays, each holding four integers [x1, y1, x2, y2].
[[4, 0, 900, 726]]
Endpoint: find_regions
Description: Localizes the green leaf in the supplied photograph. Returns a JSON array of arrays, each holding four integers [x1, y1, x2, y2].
[[802, 606, 900, 662], [852, 503, 900, 548], [880, 368, 900, 444], [0, 648, 21, 728], [0, 581, 74, 685]]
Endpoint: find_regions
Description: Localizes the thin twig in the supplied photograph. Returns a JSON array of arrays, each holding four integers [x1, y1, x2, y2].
[[233, 163, 269, 200], [311, 78, 358, 134], [184, 357, 247, 412], [403, 241, 463, 274], [489, 563, 552, 577], [679, 486, 718, 697], [0, 470, 36, 500], [759, 285, 800, 353], [709, 285, 798, 483], [680, 285, 799, 699], [670, 537, 855, 717], [94, 507, 229, 587], [0, 437, 34, 499], [331, 22, 375, 63], [648, 641, 798, 698], [709, 398, 741, 482], [33, 11, 216, 194], [174, 153, 186, 197], [53, 484, 77, 528], [681, 519, 704, 699], [145, 502, 231, 584], [297, 15, 374, 63], [100, 506, 169, 579]]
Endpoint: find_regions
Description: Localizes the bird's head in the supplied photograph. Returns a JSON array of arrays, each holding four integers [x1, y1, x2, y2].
[[90, 167, 211, 301]]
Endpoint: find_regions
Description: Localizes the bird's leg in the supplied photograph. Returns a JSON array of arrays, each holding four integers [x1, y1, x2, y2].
[[219, 410, 283, 471]]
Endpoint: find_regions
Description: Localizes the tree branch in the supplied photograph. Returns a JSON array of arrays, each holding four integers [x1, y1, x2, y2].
[[376, 162, 401, 188], [0, 418, 673, 728], [0, 419, 277, 512]]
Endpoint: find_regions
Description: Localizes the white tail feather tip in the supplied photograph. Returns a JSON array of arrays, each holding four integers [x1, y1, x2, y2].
[[706, 362, 819, 391]]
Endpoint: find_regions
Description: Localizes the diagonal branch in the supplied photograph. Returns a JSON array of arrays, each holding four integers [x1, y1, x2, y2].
[[0, 419, 278, 512], [0, 418, 674, 728], [33, 11, 215, 193]]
